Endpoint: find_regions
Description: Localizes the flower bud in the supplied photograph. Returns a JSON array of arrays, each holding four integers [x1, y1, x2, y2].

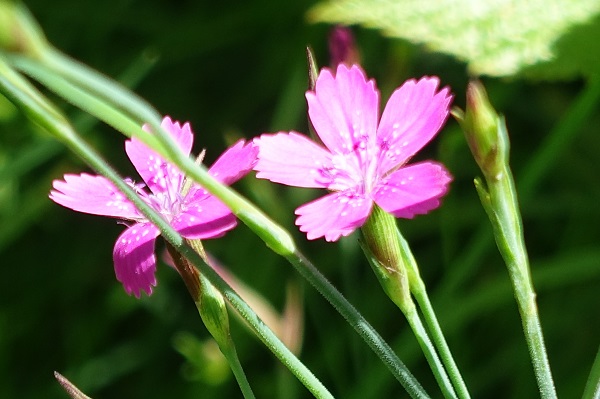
[[166, 241, 232, 351], [197, 272, 232, 351], [328, 26, 360, 68], [360, 205, 411, 310], [455, 80, 506, 178]]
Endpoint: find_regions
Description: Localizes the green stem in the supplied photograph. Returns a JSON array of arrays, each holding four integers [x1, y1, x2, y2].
[[403, 303, 458, 399], [347, 248, 600, 399], [477, 159, 557, 399], [398, 232, 471, 399], [221, 339, 256, 399], [285, 251, 431, 399], [167, 240, 256, 399], [0, 62, 333, 399], [8, 52, 431, 398], [457, 81, 559, 399], [360, 205, 462, 398]]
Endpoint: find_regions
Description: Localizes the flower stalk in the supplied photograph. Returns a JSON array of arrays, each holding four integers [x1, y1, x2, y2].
[[455, 81, 557, 399], [396, 229, 471, 399], [166, 239, 255, 399], [361, 205, 462, 399]]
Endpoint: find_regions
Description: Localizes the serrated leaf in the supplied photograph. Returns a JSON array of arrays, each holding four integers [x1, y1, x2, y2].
[[308, 0, 600, 79]]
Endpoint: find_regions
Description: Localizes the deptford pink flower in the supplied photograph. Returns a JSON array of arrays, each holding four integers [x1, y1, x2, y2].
[[50, 117, 257, 297], [254, 65, 453, 242]]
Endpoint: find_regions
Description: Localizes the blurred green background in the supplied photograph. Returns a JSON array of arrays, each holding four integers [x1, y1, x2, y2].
[[1, 1, 599, 398]]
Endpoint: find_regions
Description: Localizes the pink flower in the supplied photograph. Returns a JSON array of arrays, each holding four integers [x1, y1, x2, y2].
[[50, 117, 257, 297], [254, 65, 453, 242]]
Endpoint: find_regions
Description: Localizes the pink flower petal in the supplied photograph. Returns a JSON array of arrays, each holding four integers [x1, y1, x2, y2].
[[113, 223, 160, 297], [125, 117, 193, 195], [376, 77, 452, 173], [372, 161, 452, 218], [49, 173, 140, 219], [306, 64, 379, 155], [173, 195, 237, 239], [254, 132, 334, 188], [295, 191, 373, 241], [209, 140, 258, 185]]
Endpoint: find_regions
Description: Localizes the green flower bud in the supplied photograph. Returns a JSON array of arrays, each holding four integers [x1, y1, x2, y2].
[[166, 241, 231, 350], [455, 80, 507, 179], [360, 205, 411, 310], [197, 272, 231, 350]]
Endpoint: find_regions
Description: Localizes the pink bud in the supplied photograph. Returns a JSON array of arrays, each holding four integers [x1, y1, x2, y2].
[[328, 26, 360, 68]]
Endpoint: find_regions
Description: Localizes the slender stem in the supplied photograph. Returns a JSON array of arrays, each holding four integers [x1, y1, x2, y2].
[[479, 160, 557, 399], [221, 340, 256, 399], [360, 205, 462, 399], [83, 144, 330, 399], [9, 52, 431, 398], [167, 241, 256, 399], [398, 233, 471, 399], [0, 65, 333, 399], [285, 251, 431, 399], [458, 81, 558, 399], [403, 304, 458, 399]]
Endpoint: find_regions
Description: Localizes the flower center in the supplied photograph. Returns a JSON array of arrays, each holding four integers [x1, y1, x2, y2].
[[125, 172, 187, 224], [318, 133, 381, 195]]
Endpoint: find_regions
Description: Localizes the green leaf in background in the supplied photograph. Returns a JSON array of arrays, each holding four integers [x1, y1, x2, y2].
[[308, 0, 600, 79]]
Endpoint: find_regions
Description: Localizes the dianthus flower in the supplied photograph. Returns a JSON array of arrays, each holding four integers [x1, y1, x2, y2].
[[254, 65, 452, 241], [50, 117, 257, 296]]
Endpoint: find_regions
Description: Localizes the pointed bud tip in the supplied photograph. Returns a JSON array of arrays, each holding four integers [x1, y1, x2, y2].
[[306, 46, 319, 91], [466, 81, 497, 127], [54, 372, 91, 399], [460, 80, 504, 175]]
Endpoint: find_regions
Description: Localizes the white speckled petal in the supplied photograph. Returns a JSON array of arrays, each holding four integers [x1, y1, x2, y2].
[[173, 195, 237, 239], [113, 223, 160, 297], [49, 173, 140, 219], [373, 161, 452, 218], [307, 65, 379, 154], [125, 116, 193, 195], [295, 191, 372, 242], [377, 77, 452, 172], [254, 132, 334, 188]]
